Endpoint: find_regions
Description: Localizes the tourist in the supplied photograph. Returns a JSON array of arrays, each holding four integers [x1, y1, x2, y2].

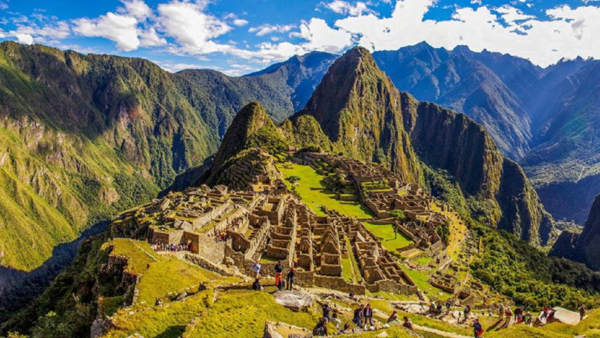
[[430, 300, 437, 314], [251, 261, 262, 279], [402, 316, 413, 330], [463, 305, 471, 321], [542, 306, 549, 319], [387, 311, 399, 324], [446, 300, 453, 314], [548, 309, 556, 322], [363, 304, 374, 329], [473, 318, 484, 338], [339, 322, 351, 334], [524, 312, 532, 325], [286, 266, 296, 290], [331, 310, 341, 329], [322, 301, 332, 319], [579, 305, 586, 321], [353, 304, 365, 328], [498, 304, 505, 321], [312, 317, 328, 336], [274, 260, 284, 288], [252, 278, 262, 291]]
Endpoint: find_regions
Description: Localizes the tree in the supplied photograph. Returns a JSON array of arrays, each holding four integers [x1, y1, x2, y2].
[[287, 176, 301, 185]]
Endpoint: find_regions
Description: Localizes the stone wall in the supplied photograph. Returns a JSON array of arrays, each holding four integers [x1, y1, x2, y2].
[[314, 275, 366, 295]]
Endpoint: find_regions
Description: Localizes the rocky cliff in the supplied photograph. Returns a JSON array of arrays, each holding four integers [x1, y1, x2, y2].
[[401, 96, 554, 245]]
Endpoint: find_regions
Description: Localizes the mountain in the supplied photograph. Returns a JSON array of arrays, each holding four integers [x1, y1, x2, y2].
[[551, 194, 600, 271], [373, 43, 600, 225], [288, 47, 553, 245], [373, 43, 541, 160], [295, 47, 422, 183], [0, 42, 335, 274], [175, 51, 337, 137], [522, 60, 600, 223]]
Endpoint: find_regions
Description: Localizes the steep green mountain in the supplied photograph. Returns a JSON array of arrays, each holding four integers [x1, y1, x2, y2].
[[288, 47, 553, 245], [372, 43, 600, 226], [295, 47, 423, 183], [0, 42, 335, 274], [205, 102, 288, 189]]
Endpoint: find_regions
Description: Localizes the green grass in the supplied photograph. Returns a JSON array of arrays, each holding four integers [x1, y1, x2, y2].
[[362, 222, 414, 252], [278, 163, 373, 218], [183, 290, 321, 338], [399, 265, 452, 301], [111, 239, 239, 305]]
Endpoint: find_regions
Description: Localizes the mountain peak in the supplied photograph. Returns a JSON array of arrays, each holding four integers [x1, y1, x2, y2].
[[297, 46, 422, 182], [210, 102, 277, 170]]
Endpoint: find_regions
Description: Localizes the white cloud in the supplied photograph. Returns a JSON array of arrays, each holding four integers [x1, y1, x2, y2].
[[73, 13, 140, 51], [15, 33, 33, 44], [139, 27, 166, 47], [233, 19, 248, 27], [297, 18, 353, 53], [0, 1, 8, 10], [118, 0, 153, 20], [471, 0, 482, 5], [320, 0, 374, 16], [249, 24, 295, 36], [333, 0, 600, 66], [157, 1, 232, 54]]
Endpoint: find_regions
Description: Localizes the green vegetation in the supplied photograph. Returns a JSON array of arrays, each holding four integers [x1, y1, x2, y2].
[[183, 290, 320, 338], [362, 222, 413, 251], [400, 265, 452, 301], [278, 162, 373, 218]]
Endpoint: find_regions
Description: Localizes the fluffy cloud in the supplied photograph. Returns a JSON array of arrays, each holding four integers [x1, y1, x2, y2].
[[249, 24, 295, 36], [15, 33, 33, 44], [118, 0, 153, 20], [334, 0, 600, 66], [233, 19, 248, 27], [296, 18, 353, 53], [157, 1, 232, 54], [320, 0, 374, 16], [73, 13, 140, 51]]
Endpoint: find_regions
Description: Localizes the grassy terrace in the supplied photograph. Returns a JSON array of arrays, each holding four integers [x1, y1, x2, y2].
[[277, 162, 373, 219], [400, 265, 452, 301], [362, 222, 413, 252], [111, 238, 239, 306]]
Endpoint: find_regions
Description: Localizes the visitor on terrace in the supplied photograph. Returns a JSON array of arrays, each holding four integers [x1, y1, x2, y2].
[[387, 310, 399, 324], [251, 261, 262, 279], [331, 309, 341, 329], [524, 311, 532, 325], [252, 278, 263, 291], [286, 266, 296, 290], [312, 317, 328, 336], [363, 304, 374, 329], [322, 301, 332, 320], [463, 305, 471, 321], [353, 304, 365, 328], [473, 318, 484, 338], [579, 305, 586, 321], [445, 299, 453, 314], [274, 260, 283, 288], [402, 316, 413, 330]]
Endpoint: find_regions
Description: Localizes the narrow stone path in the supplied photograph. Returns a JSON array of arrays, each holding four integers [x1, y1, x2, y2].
[[413, 324, 471, 338]]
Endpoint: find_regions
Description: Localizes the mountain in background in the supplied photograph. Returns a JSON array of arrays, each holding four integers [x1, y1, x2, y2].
[[371, 43, 600, 225], [285, 47, 553, 245]]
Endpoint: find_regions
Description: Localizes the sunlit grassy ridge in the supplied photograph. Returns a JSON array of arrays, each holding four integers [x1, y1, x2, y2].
[[362, 222, 414, 251]]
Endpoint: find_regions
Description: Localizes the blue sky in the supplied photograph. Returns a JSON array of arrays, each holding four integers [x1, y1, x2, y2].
[[1, 0, 599, 75]]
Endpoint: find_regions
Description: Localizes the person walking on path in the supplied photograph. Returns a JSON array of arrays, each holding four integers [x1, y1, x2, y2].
[[251, 261, 262, 279], [286, 266, 296, 290], [274, 260, 283, 287], [363, 304, 374, 329], [473, 318, 484, 338], [579, 305, 586, 321], [353, 304, 365, 328]]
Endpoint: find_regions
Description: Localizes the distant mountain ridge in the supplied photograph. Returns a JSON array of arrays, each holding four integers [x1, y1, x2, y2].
[[370, 43, 600, 225]]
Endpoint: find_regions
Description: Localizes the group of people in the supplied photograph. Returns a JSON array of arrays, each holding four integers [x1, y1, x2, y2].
[[150, 241, 192, 253], [250, 260, 297, 292]]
